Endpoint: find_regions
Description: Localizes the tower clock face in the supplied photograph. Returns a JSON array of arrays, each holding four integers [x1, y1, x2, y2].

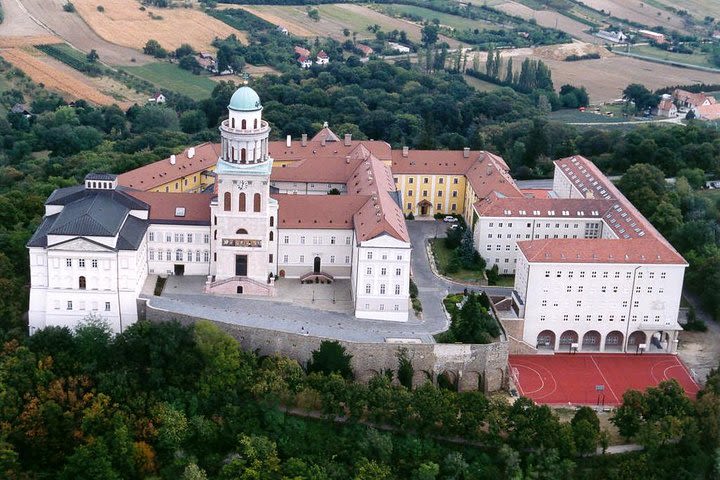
[[238, 180, 249, 189]]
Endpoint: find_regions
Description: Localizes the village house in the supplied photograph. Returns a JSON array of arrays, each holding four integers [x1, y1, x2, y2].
[[654, 94, 677, 118], [316, 50, 329, 65], [357, 44, 374, 57], [148, 93, 166, 104]]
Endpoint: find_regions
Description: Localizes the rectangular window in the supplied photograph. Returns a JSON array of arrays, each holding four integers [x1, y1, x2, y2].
[[269, 254, 274, 263], [394, 284, 401, 295], [204, 234, 210, 244], [149, 232, 155, 241], [330, 236, 336, 245], [166, 233, 172, 242], [367, 252, 373, 260], [437, 191, 442, 197], [346, 236, 351, 245], [283, 255, 288, 263], [149, 250, 155, 261], [204, 251, 210, 262], [300, 236, 305, 244], [365, 284, 371, 294], [187, 233, 193, 243], [91, 259, 98, 268], [366, 267, 372, 275], [105, 302, 111, 311], [381, 268, 387, 275], [299, 255, 304, 263], [78, 259, 85, 268], [284, 236, 289, 244], [330, 256, 335, 264], [345, 256, 350, 264], [66, 258, 72, 267], [395, 268, 401, 276], [67, 301, 73, 310], [380, 284, 386, 295]]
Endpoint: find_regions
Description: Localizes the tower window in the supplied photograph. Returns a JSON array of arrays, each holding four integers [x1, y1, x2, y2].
[[253, 193, 261, 212], [224, 192, 231, 211], [241, 119, 246, 130], [239, 193, 246, 212]]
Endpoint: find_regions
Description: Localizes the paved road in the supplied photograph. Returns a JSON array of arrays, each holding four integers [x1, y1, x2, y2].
[[147, 219, 512, 344]]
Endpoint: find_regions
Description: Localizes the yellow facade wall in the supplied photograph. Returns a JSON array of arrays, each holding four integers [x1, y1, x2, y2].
[[393, 174, 467, 217], [149, 167, 217, 193]]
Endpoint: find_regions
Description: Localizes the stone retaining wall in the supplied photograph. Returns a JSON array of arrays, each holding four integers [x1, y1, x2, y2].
[[141, 299, 509, 393]]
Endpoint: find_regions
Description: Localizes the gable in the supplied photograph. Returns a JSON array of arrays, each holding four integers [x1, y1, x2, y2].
[[47, 237, 115, 252]]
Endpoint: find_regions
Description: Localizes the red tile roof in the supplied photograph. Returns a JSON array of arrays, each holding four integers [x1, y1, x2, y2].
[[273, 194, 367, 229], [474, 196, 614, 218], [117, 142, 218, 191], [673, 89, 716, 108], [294, 46, 310, 57], [697, 103, 720, 120], [517, 238, 686, 265], [126, 191, 212, 225]]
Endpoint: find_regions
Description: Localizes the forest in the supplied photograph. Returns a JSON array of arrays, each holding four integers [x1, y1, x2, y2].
[[2, 318, 720, 479]]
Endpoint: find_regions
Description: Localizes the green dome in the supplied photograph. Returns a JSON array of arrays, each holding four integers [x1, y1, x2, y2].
[[228, 86, 262, 111]]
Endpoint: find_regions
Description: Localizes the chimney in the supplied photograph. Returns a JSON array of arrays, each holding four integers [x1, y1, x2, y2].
[[286, 135, 292, 147], [345, 155, 351, 164], [402, 146, 409, 158], [188, 147, 195, 159], [170, 154, 176, 165], [463, 147, 470, 158], [301, 134, 307, 147], [321, 138, 326, 147], [344, 133, 352, 146]]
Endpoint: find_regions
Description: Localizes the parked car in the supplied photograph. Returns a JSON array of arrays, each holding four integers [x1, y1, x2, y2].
[[443, 216, 458, 223]]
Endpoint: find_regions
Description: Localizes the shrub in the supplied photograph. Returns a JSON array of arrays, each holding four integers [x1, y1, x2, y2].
[[306, 340, 353, 379], [97, 5, 104, 12], [411, 297, 423, 314], [63, 2, 76, 12], [409, 278, 418, 299]]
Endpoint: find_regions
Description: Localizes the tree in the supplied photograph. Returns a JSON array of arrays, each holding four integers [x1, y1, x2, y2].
[[179, 55, 202, 75], [572, 407, 599, 455], [397, 347, 414, 389], [131, 106, 179, 133], [143, 39, 168, 58], [457, 228, 481, 270], [86, 49, 99, 63], [421, 23, 438, 47], [175, 43, 194, 59], [179, 109, 207, 134], [622, 83, 659, 113], [612, 389, 647, 439], [307, 340, 353, 379], [617, 163, 667, 217]]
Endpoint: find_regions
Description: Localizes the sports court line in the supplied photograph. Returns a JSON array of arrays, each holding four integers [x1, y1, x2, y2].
[[674, 356, 701, 389], [512, 366, 525, 396], [590, 355, 620, 404]]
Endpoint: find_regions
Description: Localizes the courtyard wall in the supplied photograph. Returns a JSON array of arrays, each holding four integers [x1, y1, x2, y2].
[[140, 300, 508, 393]]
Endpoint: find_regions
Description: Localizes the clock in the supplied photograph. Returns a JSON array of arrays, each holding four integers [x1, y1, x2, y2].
[[238, 180, 249, 189]]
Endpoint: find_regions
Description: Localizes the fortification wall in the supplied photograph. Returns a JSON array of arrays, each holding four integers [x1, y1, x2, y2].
[[141, 301, 508, 393]]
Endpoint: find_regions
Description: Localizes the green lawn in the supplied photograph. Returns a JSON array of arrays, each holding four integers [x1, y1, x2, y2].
[[122, 62, 216, 100], [627, 45, 716, 70], [463, 75, 502, 92], [377, 4, 494, 31], [430, 238, 486, 283]]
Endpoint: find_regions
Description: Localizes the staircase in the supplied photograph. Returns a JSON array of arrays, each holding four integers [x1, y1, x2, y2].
[[299, 271, 335, 284], [205, 275, 275, 296]]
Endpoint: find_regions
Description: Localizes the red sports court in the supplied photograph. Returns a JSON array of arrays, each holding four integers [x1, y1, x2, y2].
[[509, 354, 700, 406]]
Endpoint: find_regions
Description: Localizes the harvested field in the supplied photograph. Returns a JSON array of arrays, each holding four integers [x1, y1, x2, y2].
[[0, 48, 119, 105], [240, 4, 462, 47], [463, 75, 502, 92], [580, 0, 688, 32], [495, 1, 598, 43], [18, 0, 152, 66], [523, 51, 720, 103], [243, 64, 281, 77], [0, 35, 62, 47], [533, 42, 611, 61], [72, 0, 247, 52], [0, 0, 49, 37], [650, 0, 720, 21]]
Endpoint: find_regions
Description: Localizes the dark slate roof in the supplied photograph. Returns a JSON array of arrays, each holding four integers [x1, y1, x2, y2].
[[28, 186, 150, 250], [85, 173, 117, 181], [27, 214, 59, 248], [116, 214, 149, 250]]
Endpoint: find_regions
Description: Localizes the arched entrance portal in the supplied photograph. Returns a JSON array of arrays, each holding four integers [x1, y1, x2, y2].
[[314, 256, 321, 273], [536, 330, 555, 350], [605, 331, 624, 351], [628, 331, 647, 351], [418, 200, 432, 217], [582, 330, 601, 351], [559, 330, 578, 351], [236, 286, 243, 294]]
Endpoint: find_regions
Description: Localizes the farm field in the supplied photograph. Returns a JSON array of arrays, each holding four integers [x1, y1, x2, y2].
[[72, 0, 247, 53], [240, 4, 462, 47], [0, 48, 120, 105], [494, 1, 599, 43], [374, 4, 496, 31], [122, 62, 217, 100], [627, 44, 717, 69], [649, 0, 720, 20], [510, 49, 720, 103], [17, 0, 151, 66], [579, 0, 688, 32], [463, 75, 503, 92]]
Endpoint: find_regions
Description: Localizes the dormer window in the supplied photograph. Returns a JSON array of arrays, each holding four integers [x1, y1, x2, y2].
[[175, 207, 186, 217]]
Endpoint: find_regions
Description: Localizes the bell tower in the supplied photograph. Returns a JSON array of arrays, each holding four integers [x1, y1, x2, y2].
[[207, 86, 278, 296]]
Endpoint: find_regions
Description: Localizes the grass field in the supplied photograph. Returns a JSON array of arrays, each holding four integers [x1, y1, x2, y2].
[[626, 45, 717, 69], [375, 4, 494, 31], [463, 75, 503, 92], [240, 3, 461, 46], [578, 0, 688, 32], [549, 109, 640, 123], [72, 0, 247, 52], [430, 239, 486, 283], [122, 63, 216, 100]]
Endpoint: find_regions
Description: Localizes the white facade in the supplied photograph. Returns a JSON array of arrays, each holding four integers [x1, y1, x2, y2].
[[277, 228, 354, 279], [147, 224, 211, 276], [352, 235, 412, 322], [516, 254, 685, 353]]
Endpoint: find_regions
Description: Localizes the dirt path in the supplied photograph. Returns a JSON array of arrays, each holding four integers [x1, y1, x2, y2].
[[16, 0, 151, 66], [677, 291, 720, 386]]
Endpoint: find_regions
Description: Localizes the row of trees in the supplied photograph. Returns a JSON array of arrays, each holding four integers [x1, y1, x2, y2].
[[4, 317, 720, 479]]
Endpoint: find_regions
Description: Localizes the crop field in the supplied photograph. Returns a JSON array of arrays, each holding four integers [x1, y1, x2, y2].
[[495, 1, 598, 43], [122, 62, 217, 100], [239, 4, 461, 46], [626, 45, 717, 69], [72, 0, 247, 52], [0, 48, 121, 105], [375, 4, 495, 31], [463, 75, 503, 92], [579, 0, 688, 31], [648, 0, 720, 20]]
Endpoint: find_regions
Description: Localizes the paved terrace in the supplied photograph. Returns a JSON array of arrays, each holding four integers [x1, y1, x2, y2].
[[144, 220, 514, 344]]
